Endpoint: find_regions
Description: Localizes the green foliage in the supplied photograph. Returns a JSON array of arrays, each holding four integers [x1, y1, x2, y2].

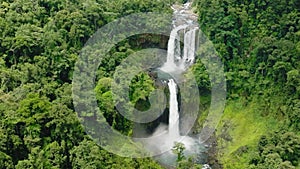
[[172, 142, 204, 169], [249, 131, 300, 168], [172, 142, 186, 162], [129, 72, 155, 106], [0, 0, 172, 168], [70, 138, 163, 169], [0, 0, 299, 168], [0, 152, 13, 169], [177, 157, 203, 169], [194, 0, 300, 168]]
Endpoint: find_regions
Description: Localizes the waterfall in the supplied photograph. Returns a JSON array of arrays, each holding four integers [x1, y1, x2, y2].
[[164, 26, 198, 139], [161, 14, 199, 141], [160, 26, 198, 73], [160, 25, 188, 73], [162, 26, 210, 168], [183, 28, 197, 64], [167, 25, 188, 64], [168, 79, 180, 138], [142, 2, 212, 169]]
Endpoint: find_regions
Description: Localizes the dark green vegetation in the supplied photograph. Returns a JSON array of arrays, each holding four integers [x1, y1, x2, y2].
[[0, 0, 175, 168], [194, 0, 300, 168], [0, 0, 299, 169]]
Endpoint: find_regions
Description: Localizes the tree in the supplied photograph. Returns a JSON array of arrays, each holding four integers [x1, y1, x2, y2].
[[0, 152, 14, 169], [172, 142, 186, 162]]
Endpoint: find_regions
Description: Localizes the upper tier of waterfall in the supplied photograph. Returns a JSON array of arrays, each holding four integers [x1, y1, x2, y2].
[[159, 1, 199, 75]]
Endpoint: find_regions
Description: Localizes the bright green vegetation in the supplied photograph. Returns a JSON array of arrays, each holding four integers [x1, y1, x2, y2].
[[194, 0, 300, 168], [172, 142, 204, 169], [0, 0, 299, 168], [217, 100, 280, 168]]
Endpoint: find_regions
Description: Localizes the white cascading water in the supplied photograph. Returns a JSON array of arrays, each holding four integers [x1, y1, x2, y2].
[[160, 26, 198, 73], [162, 3, 212, 168], [183, 28, 197, 64], [160, 24, 188, 73], [158, 0, 199, 150], [141, 2, 212, 169], [163, 25, 200, 152], [163, 25, 210, 168], [163, 26, 198, 140], [167, 79, 180, 139]]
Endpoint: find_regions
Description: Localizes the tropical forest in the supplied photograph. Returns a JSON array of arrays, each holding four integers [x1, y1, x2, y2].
[[0, 0, 299, 169]]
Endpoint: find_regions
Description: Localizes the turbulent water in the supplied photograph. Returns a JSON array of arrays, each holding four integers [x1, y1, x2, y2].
[[167, 79, 180, 139], [134, 2, 211, 168], [160, 2, 199, 75], [155, 2, 211, 169]]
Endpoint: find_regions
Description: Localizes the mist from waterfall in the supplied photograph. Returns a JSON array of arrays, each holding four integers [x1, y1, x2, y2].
[[137, 23, 201, 156], [151, 21, 210, 169], [136, 2, 211, 168]]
